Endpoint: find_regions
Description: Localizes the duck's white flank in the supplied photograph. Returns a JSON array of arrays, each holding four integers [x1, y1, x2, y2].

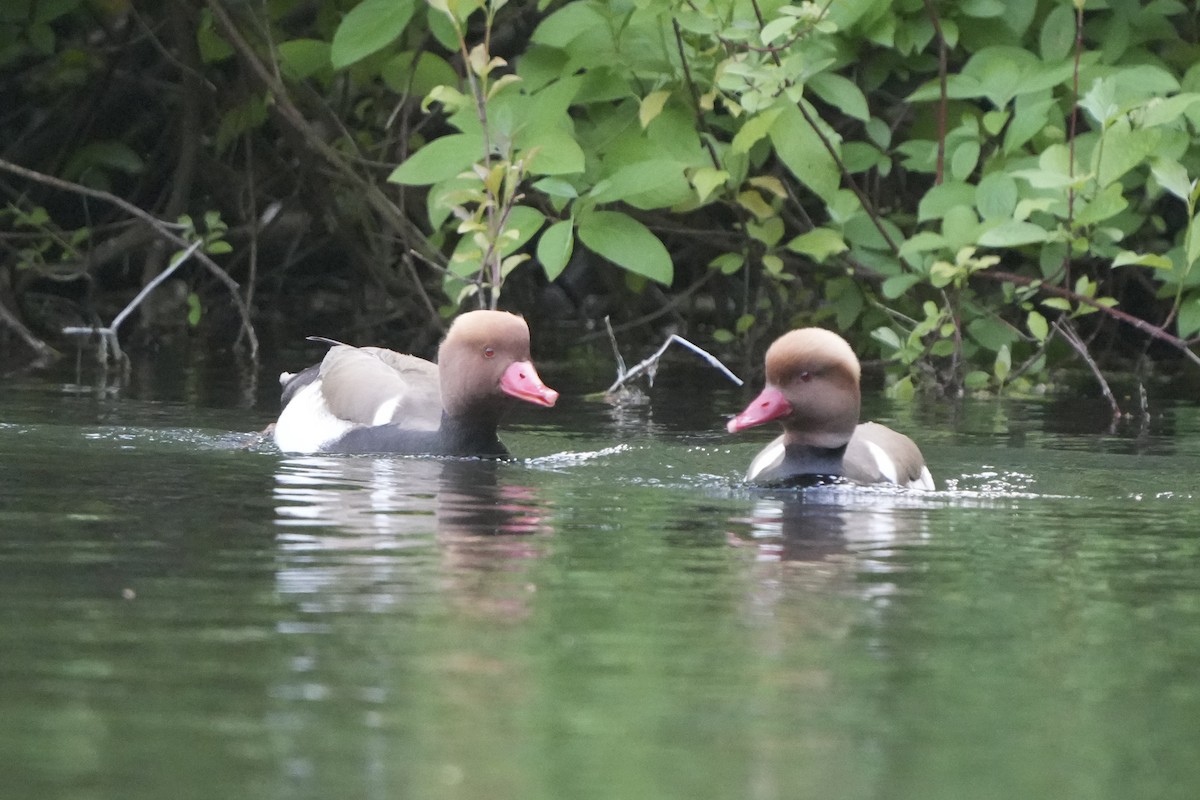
[[862, 440, 898, 484], [273, 380, 356, 454], [371, 397, 400, 426], [911, 465, 935, 491], [745, 436, 785, 482]]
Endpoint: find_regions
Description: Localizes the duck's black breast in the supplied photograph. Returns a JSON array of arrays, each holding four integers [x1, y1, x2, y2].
[[322, 414, 510, 458]]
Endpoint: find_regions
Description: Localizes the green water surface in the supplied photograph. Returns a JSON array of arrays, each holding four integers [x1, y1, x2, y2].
[[1, 365, 1198, 800]]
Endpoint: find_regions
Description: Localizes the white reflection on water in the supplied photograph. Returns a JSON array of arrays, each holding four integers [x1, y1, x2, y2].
[[270, 454, 557, 622]]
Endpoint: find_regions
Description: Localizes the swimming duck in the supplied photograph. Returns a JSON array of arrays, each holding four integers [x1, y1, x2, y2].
[[273, 310, 558, 455], [726, 327, 933, 489]]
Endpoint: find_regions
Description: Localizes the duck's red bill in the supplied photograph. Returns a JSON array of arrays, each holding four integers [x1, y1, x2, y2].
[[727, 386, 792, 433], [501, 361, 559, 407]]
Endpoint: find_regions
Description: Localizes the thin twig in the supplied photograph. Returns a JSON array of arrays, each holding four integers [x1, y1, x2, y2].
[[63, 240, 204, 366], [111, 240, 202, 331], [0, 295, 57, 362], [605, 328, 743, 395], [975, 269, 1200, 368], [1054, 317, 1120, 417], [0, 156, 259, 358]]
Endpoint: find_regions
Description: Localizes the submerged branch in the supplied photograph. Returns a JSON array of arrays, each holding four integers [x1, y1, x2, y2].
[[1054, 318, 1120, 418], [63, 240, 204, 366], [604, 316, 743, 398]]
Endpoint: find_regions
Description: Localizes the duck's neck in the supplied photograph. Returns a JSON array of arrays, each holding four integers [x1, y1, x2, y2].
[[769, 442, 848, 487], [438, 411, 509, 458]]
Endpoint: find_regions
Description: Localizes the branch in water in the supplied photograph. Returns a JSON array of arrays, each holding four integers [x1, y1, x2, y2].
[[604, 317, 743, 397]]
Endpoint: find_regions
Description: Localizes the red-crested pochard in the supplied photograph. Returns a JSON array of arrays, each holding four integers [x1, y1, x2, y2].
[[726, 327, 934, 489], [273, 310, 558, 455]]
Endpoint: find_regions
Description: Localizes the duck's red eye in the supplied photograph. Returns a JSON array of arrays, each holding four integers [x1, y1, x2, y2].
[[483, 346, 496, 359]]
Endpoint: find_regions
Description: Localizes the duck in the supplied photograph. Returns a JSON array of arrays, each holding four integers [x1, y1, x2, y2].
[[726, 327, 934, 489], [273, 310, 559, 456]]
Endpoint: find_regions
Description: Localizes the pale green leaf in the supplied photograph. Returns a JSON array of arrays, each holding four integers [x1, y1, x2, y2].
[[871, 326, 902, 351], [1026, 310, 1049, 342], [639, 90, 671, 129], [785, 228, 847, 261], [691, 167, 729, 203]]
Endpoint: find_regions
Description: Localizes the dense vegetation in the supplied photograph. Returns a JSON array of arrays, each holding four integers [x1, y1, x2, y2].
[[2, 0, 1199, 407]]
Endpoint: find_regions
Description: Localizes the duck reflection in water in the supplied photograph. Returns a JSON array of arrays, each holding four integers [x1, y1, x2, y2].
[[272, 455, 549, 619], [732, 488, 933, 567]]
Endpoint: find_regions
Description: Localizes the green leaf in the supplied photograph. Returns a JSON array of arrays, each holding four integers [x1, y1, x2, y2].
[[1041, 297, 1073, 311], [785, 228, 847, 262], [881, 273, 922, 299], [330, 0, 416, 70], [1141, 93, 1200, 129], [1074, 183, 1128, 228], [1038, 2, 1075, 61], [1177, 297, 1200, 338], [978, 220, 1050, 247], [871, 326, 902, 351], [388, 133, 483, 185], [769, 103, 841, 202], [517, 125, 585, 176], [639, 90, 671, 129], [975, 171, 1019, 220], [532, 177, 579, 199], [1188, 215, 1200, 271], [967, 316, 1018, 351], [808, 73, 869, 122], [993, 344, 1011, 382], [382, 51, 458, 98], [590, 160, 687, 205], [1096, 118, 1159, 189], [277, 39, 332, 80], [710, 253, 744, 275], [577, 211, 673, 285], [187, 293, 202, 327], [950, 140, 981, 181], [919, 181, 975, 221], [731, 108, 782, 155], [691, 167, 729, 203], [1151, 158, 1193, 206], [1026, 310, 1049, 342], [537, 219, 574, 281], [64, 141, 145, 180]]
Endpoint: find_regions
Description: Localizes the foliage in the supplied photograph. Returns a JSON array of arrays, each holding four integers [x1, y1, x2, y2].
[[2, 0, 1200, 402]]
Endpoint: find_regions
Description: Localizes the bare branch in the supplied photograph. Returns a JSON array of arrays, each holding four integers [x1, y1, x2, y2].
[[0, 156, 259, 358]]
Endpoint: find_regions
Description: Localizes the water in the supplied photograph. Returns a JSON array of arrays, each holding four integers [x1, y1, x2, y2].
[[2, 360, 1199, 800]]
